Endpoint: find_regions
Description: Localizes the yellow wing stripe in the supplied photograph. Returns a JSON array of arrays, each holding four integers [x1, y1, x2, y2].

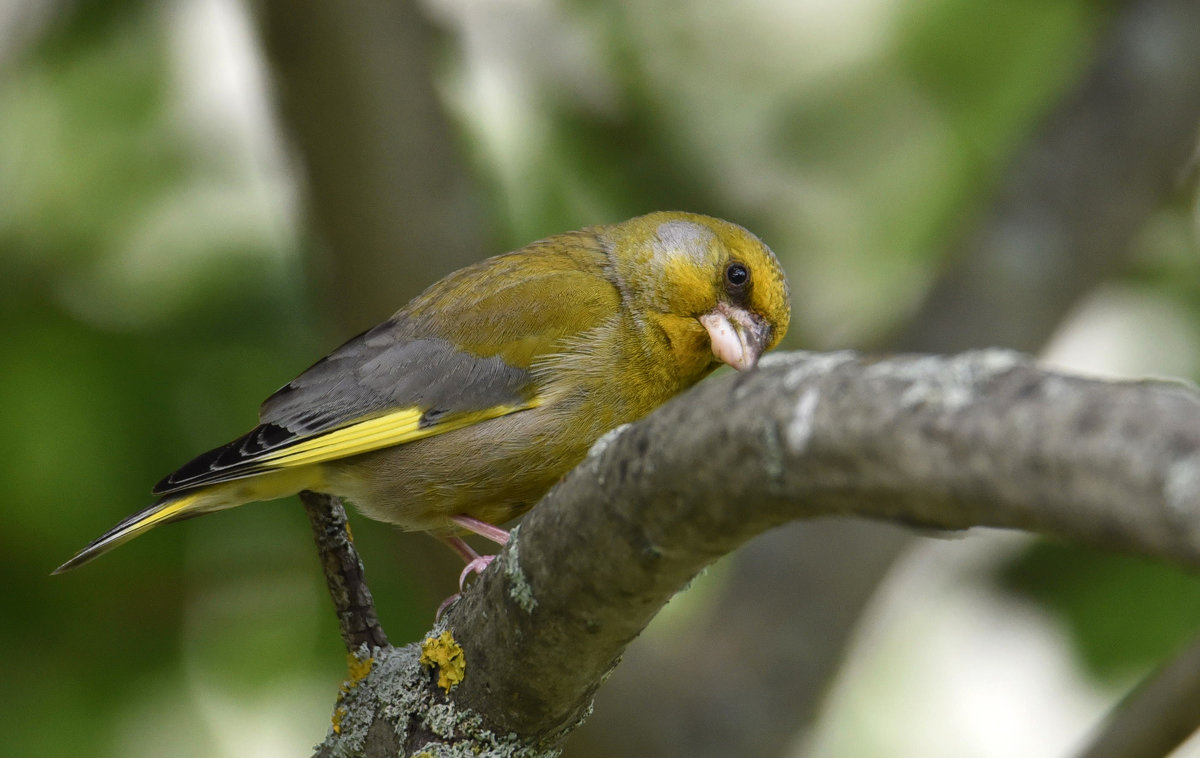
[[122, 491, 203, 537], [259, 407, 425, 466], [257, 402, 537, 469]]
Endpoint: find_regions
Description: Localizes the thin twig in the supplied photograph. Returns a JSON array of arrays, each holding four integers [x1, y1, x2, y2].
[[300, 490, 390, 653]]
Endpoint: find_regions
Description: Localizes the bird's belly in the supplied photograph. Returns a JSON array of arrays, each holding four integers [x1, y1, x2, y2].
[[320, 402, 596, 535]]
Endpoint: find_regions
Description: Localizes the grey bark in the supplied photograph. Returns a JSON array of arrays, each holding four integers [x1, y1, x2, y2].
[[311, 350, 1200, 756], [301, 491, 389, 652]]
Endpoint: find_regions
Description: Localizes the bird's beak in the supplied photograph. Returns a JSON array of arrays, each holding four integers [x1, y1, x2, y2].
[[699, 302, 772, 371]]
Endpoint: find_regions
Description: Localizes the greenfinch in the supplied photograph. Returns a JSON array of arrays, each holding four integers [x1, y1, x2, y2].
[[55, 211, 790, 575]]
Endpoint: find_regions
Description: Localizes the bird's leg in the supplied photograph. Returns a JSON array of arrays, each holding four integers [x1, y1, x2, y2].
[[441, 535, 481, 564], [439, 535, 492, 589], [435, 517, 510, 619], [445, 515, 509, 586], [450, 514, 510, 545], [435, 537, 476, 620]]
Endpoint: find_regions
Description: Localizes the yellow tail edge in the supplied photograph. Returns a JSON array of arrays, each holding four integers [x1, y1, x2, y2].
[[52, 466, 322, 574]]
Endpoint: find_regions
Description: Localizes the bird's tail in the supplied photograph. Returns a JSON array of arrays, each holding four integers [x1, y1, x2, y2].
[[53, 489, 224, 574], [52, 466, 320, 574]]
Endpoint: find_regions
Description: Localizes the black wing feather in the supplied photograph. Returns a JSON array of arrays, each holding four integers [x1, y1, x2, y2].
[[153, 330, 535, 495]]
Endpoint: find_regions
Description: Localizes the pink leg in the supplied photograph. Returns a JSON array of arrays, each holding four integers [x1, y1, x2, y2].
[[435, 593, 459, 621], [434, 521, 508, 620], [450, 514, 510, 545], [441, 535, 481, 564], [439, 536, 493, 589]]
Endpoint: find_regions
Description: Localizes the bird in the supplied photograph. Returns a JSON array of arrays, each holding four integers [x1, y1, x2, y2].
[[54, 211, 791, 578]]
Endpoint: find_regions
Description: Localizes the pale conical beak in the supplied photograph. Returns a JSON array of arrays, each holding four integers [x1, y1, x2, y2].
[[699, 303, 772, 371]]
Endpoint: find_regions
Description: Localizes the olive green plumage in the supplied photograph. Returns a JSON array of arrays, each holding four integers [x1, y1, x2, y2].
[[56, 211, 791, 573]]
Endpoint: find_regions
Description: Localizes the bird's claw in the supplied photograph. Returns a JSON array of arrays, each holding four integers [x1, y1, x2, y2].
[[458, 554, 495, 590], [435, 554, 496, 621], [435, 592, 459, 621]]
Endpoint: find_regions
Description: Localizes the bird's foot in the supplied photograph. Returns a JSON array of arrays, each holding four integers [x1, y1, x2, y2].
[[458, 553, 496, 590], [435, 556, 497, 620], [435, 592, 459, 620], [434, 534, 501, 619]]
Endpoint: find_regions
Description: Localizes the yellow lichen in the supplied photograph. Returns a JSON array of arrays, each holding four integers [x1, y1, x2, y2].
[[337, 652, 375, 700], [419, 630, 466, 692], [330, 652, 375, 735], [346, 653, 374, 686]]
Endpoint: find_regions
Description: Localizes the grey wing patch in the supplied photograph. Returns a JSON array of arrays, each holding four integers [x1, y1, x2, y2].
[[153, 322, 536, 495], [259, 323, 535, 433]]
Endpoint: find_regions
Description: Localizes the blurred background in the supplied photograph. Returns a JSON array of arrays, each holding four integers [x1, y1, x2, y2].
[[3, 0, 1200, 756]]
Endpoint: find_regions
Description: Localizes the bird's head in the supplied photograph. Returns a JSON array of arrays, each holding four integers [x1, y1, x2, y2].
[[604, 211, 791, 372]]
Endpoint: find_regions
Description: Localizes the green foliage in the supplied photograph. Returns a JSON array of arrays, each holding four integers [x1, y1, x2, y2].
[[1, 5, 183, 268], [1001, 540, 1200, 680], [0, 7, 346, 757]]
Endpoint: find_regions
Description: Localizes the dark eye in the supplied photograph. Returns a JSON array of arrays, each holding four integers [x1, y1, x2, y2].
[[725, 262, 749, 288]]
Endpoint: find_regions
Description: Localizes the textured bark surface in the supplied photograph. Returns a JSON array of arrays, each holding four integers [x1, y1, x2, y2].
[[301, 491, 389, 652], [310, 350, 1200, 755]]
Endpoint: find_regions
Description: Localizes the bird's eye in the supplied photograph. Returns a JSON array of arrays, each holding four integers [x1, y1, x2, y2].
[[725, 262, 750, 288]]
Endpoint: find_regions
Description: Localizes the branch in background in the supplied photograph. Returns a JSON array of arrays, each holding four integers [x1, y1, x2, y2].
[[300, 491, 389, 653], [1075, 631, 1200, 758], [572, 1, 1200, 754], [896, 0, 1200, 353], [254, 0, 484, 332], [314, 350, 1200, 755]]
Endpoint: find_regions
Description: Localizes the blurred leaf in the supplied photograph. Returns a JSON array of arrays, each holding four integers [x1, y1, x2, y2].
[[896, 0, 1103, 151], [1000, 540, 1200, 680], [0, 6, 185, 271]]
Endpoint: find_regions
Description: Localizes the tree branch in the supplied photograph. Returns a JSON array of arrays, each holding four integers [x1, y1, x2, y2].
[[301, 491, 389, 653], [312, 350, 1200, 755]]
